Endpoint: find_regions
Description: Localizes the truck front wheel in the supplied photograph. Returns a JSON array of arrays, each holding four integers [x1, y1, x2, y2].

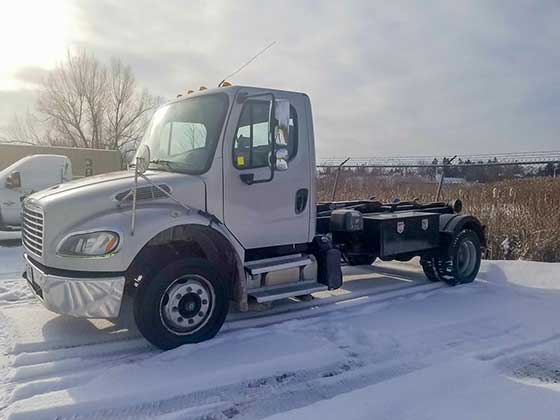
[[133, 258, 229, 350]]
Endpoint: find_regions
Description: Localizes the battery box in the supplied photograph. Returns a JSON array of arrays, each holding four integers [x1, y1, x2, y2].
[[362, 211, 440, 257]]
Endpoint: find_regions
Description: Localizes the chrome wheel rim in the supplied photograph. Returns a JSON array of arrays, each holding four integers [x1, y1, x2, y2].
[[160, 274, 214, 335], [457, 240, 477, 278]]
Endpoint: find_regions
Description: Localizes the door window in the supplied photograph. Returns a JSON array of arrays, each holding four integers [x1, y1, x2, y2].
[[233, 101, 298, 169]]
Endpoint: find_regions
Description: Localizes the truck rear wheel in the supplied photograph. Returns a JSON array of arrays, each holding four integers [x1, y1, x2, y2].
[[434, 229, 481, 286], [133, 258, 229, 350], [420, 257, 440, 282]]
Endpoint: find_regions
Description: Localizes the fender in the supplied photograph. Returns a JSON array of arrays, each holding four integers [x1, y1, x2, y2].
[[44, 202, 245, 273], [439, 213, 486, 247]]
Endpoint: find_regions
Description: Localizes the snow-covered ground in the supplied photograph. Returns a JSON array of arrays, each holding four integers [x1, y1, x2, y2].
[[1, 244, 560, 420]]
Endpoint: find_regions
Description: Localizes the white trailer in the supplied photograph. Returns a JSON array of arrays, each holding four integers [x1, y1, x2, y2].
[[0, 155, 71, 232]]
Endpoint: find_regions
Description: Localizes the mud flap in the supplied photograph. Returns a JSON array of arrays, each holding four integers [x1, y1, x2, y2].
[[313, 237, 343, 290]]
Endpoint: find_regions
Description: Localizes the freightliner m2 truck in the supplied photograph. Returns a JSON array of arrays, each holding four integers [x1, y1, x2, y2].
[[22, 86, 485, 350]]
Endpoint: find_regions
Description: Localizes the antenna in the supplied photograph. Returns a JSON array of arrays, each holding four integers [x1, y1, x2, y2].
[[218, 41, 277, 87]]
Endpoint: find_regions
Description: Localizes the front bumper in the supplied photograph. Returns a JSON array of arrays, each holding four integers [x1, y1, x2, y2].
[[23, 254, 126, 318]]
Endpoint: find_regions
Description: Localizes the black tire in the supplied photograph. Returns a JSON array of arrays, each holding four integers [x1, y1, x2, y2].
[[343, 254, 376, 266], [435, 229, 481, 286], [133, 258, 229, 350], [420, 257, 441, 282]]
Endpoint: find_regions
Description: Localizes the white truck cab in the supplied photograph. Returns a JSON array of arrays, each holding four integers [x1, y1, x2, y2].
[[0, 154, 71, 230], [22, 86, 485, 350]]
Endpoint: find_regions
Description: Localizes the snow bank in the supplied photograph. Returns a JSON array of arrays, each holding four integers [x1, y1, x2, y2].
[[482, 259, 560, 291]]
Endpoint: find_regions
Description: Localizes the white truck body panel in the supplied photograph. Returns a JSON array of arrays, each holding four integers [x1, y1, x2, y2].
[[222, 87, 314, 248], [21, 86, 315, 319], [0, 155, 71, 227]]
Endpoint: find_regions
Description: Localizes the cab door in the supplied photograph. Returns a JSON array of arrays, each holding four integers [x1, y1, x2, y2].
[[222, 91, 312, 250]]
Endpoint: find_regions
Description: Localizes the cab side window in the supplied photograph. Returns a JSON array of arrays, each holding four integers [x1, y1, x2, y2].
[[233, 101, 298, 169]]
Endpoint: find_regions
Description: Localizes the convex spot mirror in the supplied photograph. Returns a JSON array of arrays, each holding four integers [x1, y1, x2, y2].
[[274, 148, 289, 171], [5, 171, 21, 189], [273, 99, 290, 171], [135, 144, 151, 174]]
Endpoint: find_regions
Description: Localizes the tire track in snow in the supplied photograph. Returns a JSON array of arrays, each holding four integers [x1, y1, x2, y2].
[[25, 315, 513, 420], [7, 339, 157, 405], [1, 282, 447, 419], [12, 338, 152, 368], [6, 292, 521, 420], [476, 333, 560, 361]]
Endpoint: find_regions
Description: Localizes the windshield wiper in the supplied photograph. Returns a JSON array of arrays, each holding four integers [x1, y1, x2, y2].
[[149, 159, 174, 171]]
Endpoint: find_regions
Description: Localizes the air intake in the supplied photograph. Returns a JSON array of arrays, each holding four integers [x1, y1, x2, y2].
[[115, 184, 172, 203]]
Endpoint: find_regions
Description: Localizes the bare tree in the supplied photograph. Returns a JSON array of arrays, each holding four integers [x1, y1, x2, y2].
[[3, 50, 158, 156], [105, 58, 157, 153], [181, 123, 206, 151], [1, 111, 53, 145]]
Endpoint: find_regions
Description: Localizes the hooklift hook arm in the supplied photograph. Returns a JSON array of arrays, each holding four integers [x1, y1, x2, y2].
[[331, 157, 350, 202], [435, 155, 457, 202]]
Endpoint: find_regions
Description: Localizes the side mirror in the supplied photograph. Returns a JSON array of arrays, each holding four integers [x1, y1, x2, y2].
[[5, 171, 21, 189], [272, 99, 290, 171], [135, 144, 151, 174], [274, 99, 290, 148]]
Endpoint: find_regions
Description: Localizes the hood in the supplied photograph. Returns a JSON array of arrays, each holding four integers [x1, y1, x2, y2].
[[30, 170, 135, 201], [24, 170, 207, 259], [28, 169, 206, 211]]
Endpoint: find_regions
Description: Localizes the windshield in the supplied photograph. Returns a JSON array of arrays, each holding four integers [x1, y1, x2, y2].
[[138, 93, 229, 174]]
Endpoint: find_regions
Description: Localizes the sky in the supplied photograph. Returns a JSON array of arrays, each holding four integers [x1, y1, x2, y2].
[[0, 0, 559, 158]]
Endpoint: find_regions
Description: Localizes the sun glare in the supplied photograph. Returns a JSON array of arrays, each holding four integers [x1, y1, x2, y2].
[[0, 0, 68, 89]]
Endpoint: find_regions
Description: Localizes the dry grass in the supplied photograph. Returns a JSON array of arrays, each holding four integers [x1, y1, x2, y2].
[[318, 173, 560, 262]]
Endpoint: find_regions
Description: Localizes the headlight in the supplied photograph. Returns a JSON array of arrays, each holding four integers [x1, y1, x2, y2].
[[57, 231, 120, 257]]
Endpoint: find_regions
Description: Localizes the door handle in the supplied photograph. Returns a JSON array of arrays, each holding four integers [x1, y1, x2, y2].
[[295, 188, 308, 214]]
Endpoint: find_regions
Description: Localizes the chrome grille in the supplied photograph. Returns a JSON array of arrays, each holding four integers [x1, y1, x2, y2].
[[22, 204, 44, 257]]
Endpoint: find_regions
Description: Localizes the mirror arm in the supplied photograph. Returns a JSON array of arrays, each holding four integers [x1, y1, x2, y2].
[[269, 96, 276, 182]]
